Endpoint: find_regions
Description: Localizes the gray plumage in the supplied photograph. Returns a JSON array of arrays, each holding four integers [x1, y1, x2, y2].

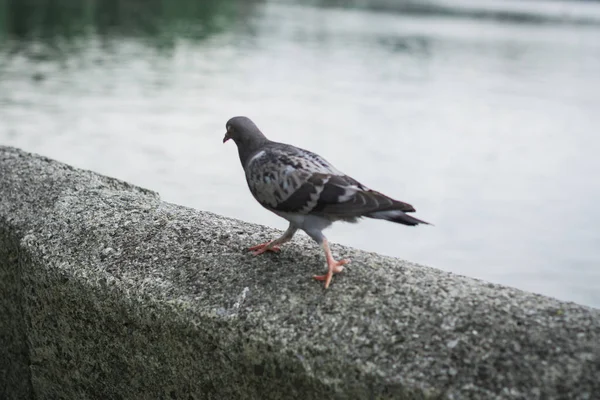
[[223, 116, 429, 288]]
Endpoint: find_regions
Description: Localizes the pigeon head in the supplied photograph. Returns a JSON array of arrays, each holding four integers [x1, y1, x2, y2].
[[224, 116, 269, 165], [223, 116, 267, 145]]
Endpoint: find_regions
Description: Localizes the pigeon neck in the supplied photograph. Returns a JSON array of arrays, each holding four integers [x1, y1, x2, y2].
[[238, 137, 270, 167]]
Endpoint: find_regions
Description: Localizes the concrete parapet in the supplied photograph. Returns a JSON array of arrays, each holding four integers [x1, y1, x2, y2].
[[1, 146, 598, 399]]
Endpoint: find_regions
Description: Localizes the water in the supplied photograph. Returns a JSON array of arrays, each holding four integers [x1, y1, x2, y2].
[[1, 0, 599, 307]]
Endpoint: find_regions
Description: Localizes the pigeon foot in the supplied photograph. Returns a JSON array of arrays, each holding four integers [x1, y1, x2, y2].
[[313, 258, 350, 289], [248, 241, 281, 255], [313, 239, 350, 289]]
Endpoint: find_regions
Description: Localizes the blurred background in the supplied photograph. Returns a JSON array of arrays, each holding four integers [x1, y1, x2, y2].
[[0, 0, 599, 306]]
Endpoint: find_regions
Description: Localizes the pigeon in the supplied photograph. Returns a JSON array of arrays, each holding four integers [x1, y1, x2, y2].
[[223, 116, 430, 289]]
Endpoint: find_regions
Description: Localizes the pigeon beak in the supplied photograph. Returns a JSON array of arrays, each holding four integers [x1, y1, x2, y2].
[[223, 133, 231, 143]]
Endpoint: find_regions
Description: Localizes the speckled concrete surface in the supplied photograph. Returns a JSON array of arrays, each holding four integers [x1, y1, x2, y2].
[[1, 145, 599, 400]]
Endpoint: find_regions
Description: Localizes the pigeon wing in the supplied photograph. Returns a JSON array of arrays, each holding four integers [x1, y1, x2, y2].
[[245, 144, 416, 217], [244, 144, 339, 214]]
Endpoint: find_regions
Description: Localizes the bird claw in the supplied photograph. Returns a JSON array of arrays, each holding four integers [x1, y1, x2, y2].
[[251, 247, 280, 256], [248, 241, 281, 255], [314, 258, 350, 289]]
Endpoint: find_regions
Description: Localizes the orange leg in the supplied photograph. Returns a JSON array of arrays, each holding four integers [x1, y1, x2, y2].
[[313, 239, 350, 289]]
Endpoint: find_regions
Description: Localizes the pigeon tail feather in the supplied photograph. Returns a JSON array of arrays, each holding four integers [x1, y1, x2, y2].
[[367, 210, 431, 226]]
